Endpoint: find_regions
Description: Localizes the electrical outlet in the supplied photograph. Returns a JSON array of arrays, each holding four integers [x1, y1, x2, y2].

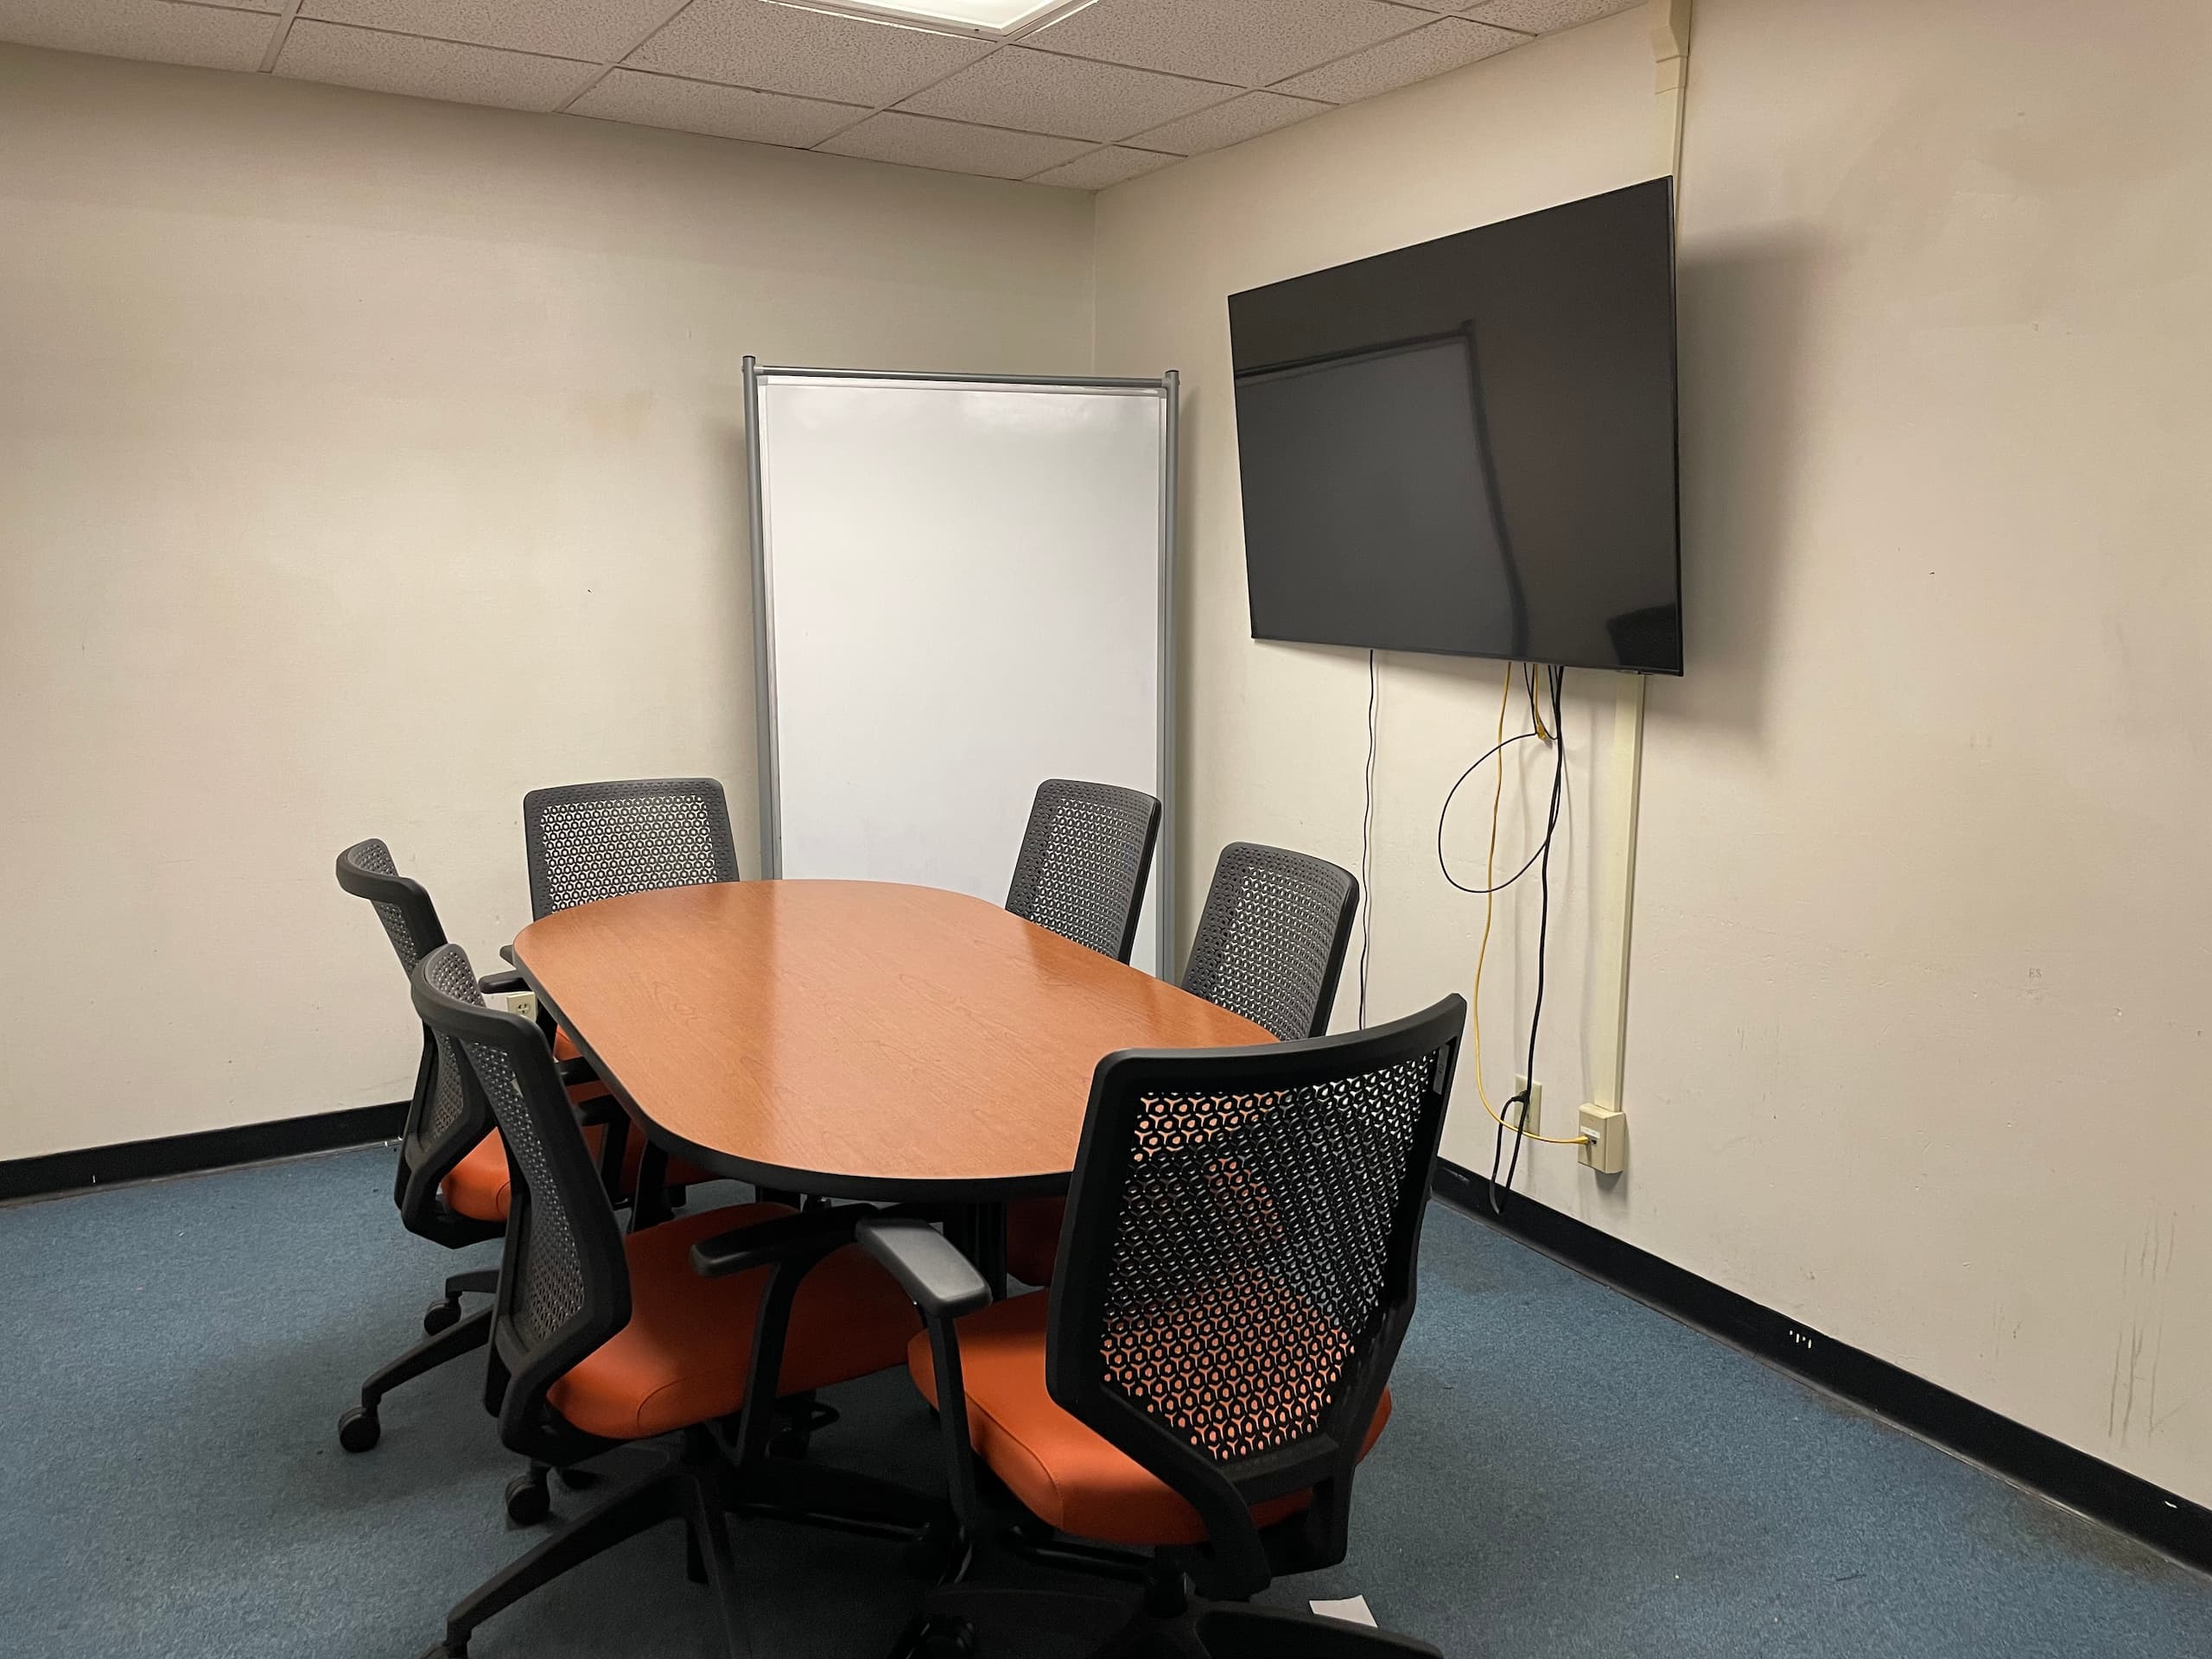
[[1513, 1075, 1542, 1138], [1579, 1104, 1626, 1174], [503, 990, 537, 1023]]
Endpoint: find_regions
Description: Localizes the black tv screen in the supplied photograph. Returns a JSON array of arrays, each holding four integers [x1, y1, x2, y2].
[[1228, 178, 1681, 674]]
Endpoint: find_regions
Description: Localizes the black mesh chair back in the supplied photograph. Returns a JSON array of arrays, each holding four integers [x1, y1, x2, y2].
[[1045, 995, 1465, 1595], [336, 839, 497, 1244], [337, 836, 445, 974], [523, 778, 740, 919], [1005, 779, 1161, 963], [412, 943, 631, 1454], [1180, 842, 1360, 1041]]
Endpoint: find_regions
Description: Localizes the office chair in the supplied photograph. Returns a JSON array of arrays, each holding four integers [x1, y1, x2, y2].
[[335, 840, 675, 1489], [518, 776, 739, 1221], [861, 995, 1466, 1659], [333, 838, 533, 1456], [1005, 842, 1360, 1288], [1005, 779, 1161, 963], [409, 942, 925, 1659], [522, 775, 740, 918]]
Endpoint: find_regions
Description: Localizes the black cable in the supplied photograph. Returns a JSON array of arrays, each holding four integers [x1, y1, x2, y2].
[[1436, 731, 1551, 896], [1489, 664, 1568, 1215], [1357, 648, 1377, 1028]]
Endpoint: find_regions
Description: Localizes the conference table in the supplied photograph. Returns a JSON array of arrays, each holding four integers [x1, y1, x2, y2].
[[510, 880, 1269, 1231]]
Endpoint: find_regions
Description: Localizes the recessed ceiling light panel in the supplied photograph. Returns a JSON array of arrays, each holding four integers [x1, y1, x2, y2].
[[763, 0, 1100, 41]]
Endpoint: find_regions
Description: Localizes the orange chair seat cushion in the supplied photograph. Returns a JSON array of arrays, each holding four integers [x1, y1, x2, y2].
[[548, 1204, 923, 1442], [906, 1292, 1389, 1548], [439, 1130, 515, 1223], [440, 1103, 719, 1223], [1004, 1196, 1065, 1287]]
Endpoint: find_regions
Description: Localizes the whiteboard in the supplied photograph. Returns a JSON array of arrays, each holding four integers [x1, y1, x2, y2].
[[747, 365, 1176, 976]]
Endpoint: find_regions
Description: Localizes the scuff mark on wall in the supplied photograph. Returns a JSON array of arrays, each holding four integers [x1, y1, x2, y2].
[[2110, 1213, 2179, 1449]]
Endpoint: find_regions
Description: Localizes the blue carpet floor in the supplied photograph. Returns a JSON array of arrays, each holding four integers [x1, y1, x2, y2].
[[1, 1146, 2205, 1658]]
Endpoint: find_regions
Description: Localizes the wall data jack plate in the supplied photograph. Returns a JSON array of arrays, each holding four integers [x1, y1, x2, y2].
[[502, 990, 537, 1024], [1579, 1104, 1626, 1174]]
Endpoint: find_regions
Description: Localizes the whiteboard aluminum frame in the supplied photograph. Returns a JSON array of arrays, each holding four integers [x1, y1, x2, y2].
[[743, 358, 1181, 979]]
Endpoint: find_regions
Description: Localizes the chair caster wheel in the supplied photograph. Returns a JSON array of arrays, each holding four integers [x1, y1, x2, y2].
[[893, 1614, 976, 1659], [505, 1471, 551, 1526], [422, 1296, 462, 1335], [338, 1405, 381, 1452]]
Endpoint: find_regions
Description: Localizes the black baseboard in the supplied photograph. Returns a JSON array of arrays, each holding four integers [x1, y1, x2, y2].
[[1431, 1160, 2212, 1575], [0, 1102, 406, 1205]]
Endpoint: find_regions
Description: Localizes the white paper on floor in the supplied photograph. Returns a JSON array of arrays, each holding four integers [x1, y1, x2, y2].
[[1311, 1595, 1379, 1626]]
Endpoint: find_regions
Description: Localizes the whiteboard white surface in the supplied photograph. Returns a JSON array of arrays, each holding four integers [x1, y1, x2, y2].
[[752, 372, 1171, 973]]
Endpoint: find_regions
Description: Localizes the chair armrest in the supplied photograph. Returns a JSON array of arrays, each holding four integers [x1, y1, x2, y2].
[[855, 1219, 992, 1323], [553, 1059, 621, 1128], [690, 1205, 864, 1279], [499, 944, 518, 967], [569, 1096, 622, 1128], [856, 1218, 988, 1526]]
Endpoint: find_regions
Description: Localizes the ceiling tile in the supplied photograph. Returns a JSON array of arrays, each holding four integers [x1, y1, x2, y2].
[[626, 0, 988, 109], [1464, 0, 1637, 32], [1132, 89, 1327, 156], [1028, 144, 1178, 191], [0, 0, 279, 72], [275, 21, 595, 111], [817, 110, 1089, 181], [1025, 0, 1420, 91], [300, 1, 689, 64], [899, 46, 1227, 143], [1276, 16, 1518, 103], [570, 67, 865, 147]]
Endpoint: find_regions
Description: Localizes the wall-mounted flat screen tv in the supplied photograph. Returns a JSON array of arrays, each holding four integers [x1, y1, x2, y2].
[[1228, 178, 1681, 674]]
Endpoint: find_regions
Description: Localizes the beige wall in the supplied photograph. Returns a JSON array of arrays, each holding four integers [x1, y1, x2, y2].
[[0, 45, 1095, 1160], [1095, 0, 2212, 1506]]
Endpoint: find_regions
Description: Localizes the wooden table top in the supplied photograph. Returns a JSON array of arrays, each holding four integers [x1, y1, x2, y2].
[[512, 880, 1270, 1199]]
